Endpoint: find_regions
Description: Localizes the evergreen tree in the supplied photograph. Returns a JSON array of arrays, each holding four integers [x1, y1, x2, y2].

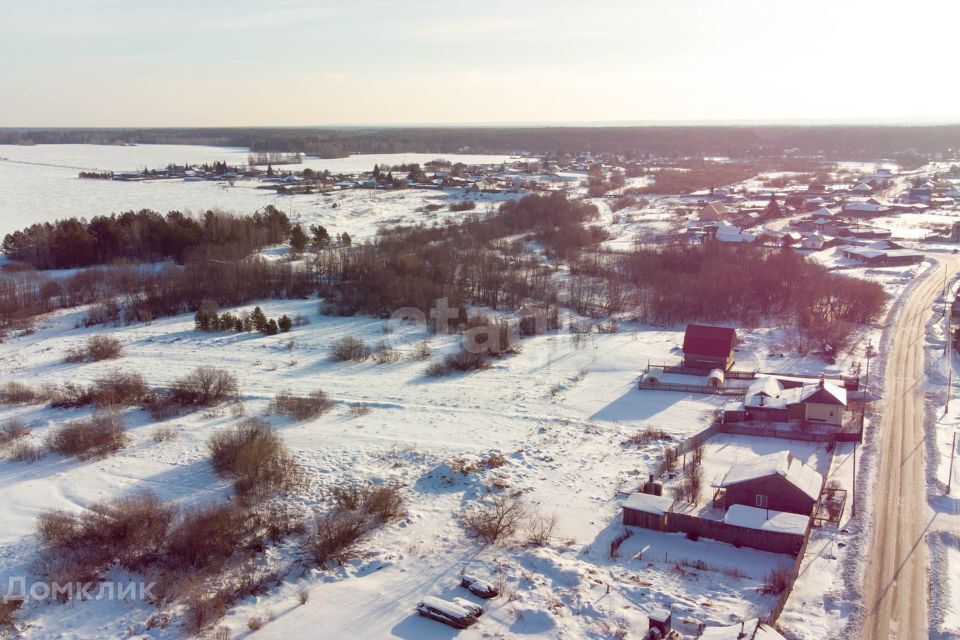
[[220, 312, 237, 331], [264, 318, 279, 336], [278, 314, 293, 332], [289, 225, 309, 253], [340, 232, 352, 247], [194, 309, 210, 331], [310, 224, 331, 249], [373, 164, 381, 178], [250, 306, 268, 332]]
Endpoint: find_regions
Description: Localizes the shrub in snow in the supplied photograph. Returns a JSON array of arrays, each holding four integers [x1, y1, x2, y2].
[[83, 300, 120, 327], [45, 412, 126, 460], [0, 381, 46, 405], [151, 425, 178, 443], [371, 341, 400, 364], [165, 502, 246, 572], [37, 490, 176, 581], [310, 510, 368, 565], [208, 418, 301, 502], [271, 390, 333, 420], [411, 340, 432, 361], [0, 597, 23, 633], [309, 483, 405, 566], [426, 349, 491, 377], [761, 566, 791, 595], [0, 419, 29, 446], [9, 440, 44, 463], [85, 334, 124, 361], [329, 483, 404, 524], [526, 508, 559, 547], [90, 371, 149, 407], [171, 366, 238, 407], [459, 494, 526, 544], [330, 336, 371, 362]]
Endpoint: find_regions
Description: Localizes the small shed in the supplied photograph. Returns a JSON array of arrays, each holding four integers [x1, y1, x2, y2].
[[642, 367, 665, 386], [623, 493, 674, 530], [707, 368, 725, 387], [648, 607, 672, 636]]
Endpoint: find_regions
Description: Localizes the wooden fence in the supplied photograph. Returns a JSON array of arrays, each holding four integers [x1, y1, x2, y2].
[[668, 512, 806, 556], [624, 506, 807, 556], [639, 380, 747, 396], [655, 363, 758, 381], [767, 518, 815, 623], [720, 420, 863, 444]]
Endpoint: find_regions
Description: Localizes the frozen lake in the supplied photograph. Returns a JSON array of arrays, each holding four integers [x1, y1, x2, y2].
[[0, 144, 517, 237]]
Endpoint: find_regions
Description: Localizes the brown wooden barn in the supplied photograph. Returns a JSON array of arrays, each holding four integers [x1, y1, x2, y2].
[[682, 324, 737, 371], [622, 493, 674, 530], [713, 451, 823, 516]]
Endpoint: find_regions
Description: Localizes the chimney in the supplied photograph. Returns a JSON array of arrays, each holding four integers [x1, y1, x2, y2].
[[819, 375, 825, 388]]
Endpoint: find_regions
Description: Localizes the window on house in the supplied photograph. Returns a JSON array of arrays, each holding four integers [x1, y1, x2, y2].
[[755, 494, 768, 508]]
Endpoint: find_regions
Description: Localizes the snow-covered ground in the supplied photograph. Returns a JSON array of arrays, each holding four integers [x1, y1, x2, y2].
[[0, 144, 518, 236], [2, 297, 779, 638], [4, 146, 960, 638]]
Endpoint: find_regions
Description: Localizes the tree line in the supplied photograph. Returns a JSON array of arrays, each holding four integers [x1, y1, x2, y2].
[[2, 206, 292, 269], [568, 242, 887, 350], [4, 125, 960, 159]]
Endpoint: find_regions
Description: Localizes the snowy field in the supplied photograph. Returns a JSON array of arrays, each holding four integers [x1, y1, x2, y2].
[[1, 298, 773, 638]]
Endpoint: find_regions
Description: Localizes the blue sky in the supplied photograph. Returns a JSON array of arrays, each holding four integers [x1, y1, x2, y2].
[[1, 0, 958, 126]]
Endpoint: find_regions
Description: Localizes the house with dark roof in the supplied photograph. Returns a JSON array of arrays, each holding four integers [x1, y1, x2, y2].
[[682, 324, 737, 370], [713, 451, 823, 516]]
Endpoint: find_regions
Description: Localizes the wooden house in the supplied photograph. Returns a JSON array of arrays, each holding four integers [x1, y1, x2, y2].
[[682, 324, 737, 371], [743, 376, 847, 426], [714, 451, 823, 516], [698, 201, 728, 222]]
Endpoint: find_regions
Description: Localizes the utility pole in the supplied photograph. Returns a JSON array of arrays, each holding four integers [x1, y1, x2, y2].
[[946, 277, 953, 357], [851, 441, 857, 518], [948, 431, 957, 495], [864, 342, 875, 391], [948, 360, 954, 415]]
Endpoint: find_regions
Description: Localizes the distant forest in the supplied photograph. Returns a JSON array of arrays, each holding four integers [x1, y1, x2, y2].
[[2, 125, 959, 160]]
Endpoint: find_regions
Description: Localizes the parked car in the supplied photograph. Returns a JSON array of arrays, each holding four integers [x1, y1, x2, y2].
[[460, 574, 499, 599], [416, 596, 479, 629]]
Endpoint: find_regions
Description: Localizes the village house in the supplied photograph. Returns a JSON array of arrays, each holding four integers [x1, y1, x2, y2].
[[842, 201, 891, 217], [841, 246, 924, 267], [698, 201, 729, 221], [682, 324, 737, 370], [740, 376, 848, 426], [713, 451, 823, 516], [800, 231, 829, 250]]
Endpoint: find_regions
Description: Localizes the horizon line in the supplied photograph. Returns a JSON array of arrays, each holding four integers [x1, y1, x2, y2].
[[4, 116, 960, 131]]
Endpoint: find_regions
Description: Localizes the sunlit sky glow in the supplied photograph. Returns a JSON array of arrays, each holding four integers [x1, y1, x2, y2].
[[2, 0, 959, 127]]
